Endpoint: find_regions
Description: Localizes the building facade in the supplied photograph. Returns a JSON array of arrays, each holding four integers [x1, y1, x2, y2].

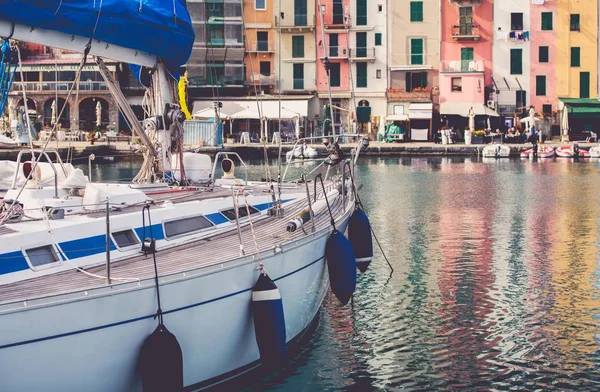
[[244, 0, 276, 94], [387, 0, 439, 140], [440, 0, 494, 130]]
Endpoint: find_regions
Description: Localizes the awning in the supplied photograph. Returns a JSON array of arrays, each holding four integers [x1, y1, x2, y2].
[[409, 103, 433, 119], [440, 103, 499, 117], [559, 98, 600, 119], [386, 114, 409, 122], [192, 98, 310, 119], [193, 107, 230, 119], [229, 108, 261, 120]]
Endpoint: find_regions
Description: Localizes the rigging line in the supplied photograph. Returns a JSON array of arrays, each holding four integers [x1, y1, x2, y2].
[[316, 0, 337, 139]]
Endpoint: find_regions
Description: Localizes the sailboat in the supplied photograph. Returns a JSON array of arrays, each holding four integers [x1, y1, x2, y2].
[[0, 1, 374, 391]]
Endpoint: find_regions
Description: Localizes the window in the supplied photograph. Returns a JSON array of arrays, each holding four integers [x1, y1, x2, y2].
[[293, 63, 304, 89], [329, 62, 341, 87], [255, 0, 265, 10], [541, 12, 553, 30], [375, 33, 382, 46], [292, 36, 304, 58], [378, 4, 383, 12], [461, 47, 473, 72], [542, 104, 552, 115], [332, 0, 343, 24], [356, 63, 367, 88], [112, 229, 140, 248], [406, 72, 427, 92], [26, 245, 59, 268], [580, 71, 590, 98], [510, 48, 522, 75], [356, 0, 367, 25], [570, 14, 580, 31], [294, 0, 307, 26], [410, 38, 424, 65], [459, 7, 473, 34], [220, 206, 260, 221], [164, 215, 214, 238], [571, 47, 580, 67], [451, 77, 462, 92], [536, 75, 546, 96], [410, 1, 423, 22], [259, 61, 270, 76], [356, 32, 367, 57], [257, 31, 269, 51], [329, 34, 339, 57], [511, 13, 523, 30], [516, 90, 527, 108], [376, 69, 382, 79], [539, 46, 549, 63]]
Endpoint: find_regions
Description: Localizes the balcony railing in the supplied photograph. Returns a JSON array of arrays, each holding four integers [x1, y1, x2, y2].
[[386, 88, 433, 102], [349, 47, 375, 61], [451, 24, 481, 40], [440, 60, 484, 72], [319, 46, 349, 59], [246, 41, 275, 53], [323, 12, 351, 28], [277, 14, 315, 30], [12, 81, 107, 92]]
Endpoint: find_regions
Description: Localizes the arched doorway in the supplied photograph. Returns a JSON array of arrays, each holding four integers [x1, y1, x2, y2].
[[356, 99, 371, 133], [79, 97, 109, 131], [16, 98, 36, 111], [43, 98, 70, 128]]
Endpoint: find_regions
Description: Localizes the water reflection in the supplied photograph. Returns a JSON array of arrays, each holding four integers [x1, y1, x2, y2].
[[86, 157, 600, 390]]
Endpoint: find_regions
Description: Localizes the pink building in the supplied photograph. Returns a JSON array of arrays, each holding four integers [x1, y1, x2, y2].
[[530, 1, 557, 117], [439, 0, 496, 126], [315, 0, 352, 131]]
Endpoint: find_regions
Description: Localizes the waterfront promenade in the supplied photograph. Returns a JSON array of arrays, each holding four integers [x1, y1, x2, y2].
[[1, 140, 598, 161]]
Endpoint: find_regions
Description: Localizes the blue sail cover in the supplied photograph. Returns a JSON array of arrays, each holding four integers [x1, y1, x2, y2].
[[0, 0, 195, 78]]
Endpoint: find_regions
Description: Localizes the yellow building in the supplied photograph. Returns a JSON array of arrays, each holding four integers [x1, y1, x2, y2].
[[556, 0, 598, 98]]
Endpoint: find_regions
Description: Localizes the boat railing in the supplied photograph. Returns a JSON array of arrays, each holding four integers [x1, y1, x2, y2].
[[210, 152, 248, 186], [281, 134, 367, 182], [11, 149, 68, 198]]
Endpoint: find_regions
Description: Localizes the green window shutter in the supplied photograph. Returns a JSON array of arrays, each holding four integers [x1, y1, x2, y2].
[[375, 33, 382, 46], [330, 62, 341, 87], [294, 0, 307, 26], [580, 71, 590, 98], [356, 0, 367, 25], [410, 2, 423, 22], [570, 14, 580, 31], [536, 75, 546, 96], [293, 63, 304, 89], [539, 46, 549, 63], [570, 47, 580, 67], [410, 38, 423, 65], [292, 36, 304, 58], [356, 63, 367, 88], [510, 48, 522, 74], [541, 12, 553, 30]]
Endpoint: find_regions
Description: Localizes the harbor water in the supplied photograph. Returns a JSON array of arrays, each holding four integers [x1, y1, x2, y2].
[[84, 157, 600, 391]]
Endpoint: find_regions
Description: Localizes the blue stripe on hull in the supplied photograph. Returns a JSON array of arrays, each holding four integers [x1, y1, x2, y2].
[[133, 224, 165, 242], [60, 235, 116, 260], [0, 256, 325, 350], [0, 251, 29, 275]]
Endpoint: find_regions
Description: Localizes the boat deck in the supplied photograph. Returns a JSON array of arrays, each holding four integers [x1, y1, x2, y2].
[[0, 186, 347, 304]]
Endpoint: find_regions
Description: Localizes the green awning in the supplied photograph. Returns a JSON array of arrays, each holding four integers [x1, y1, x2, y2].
[[356, 106, 371, 123], [559, 97, 600, 118]]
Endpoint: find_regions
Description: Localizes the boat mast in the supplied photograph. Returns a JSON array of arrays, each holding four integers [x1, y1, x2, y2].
[[316, 0, 336, 138]]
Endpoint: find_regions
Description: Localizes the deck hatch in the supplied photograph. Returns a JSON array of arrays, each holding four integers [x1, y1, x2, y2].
[[25, 245, 59, 268], [112, 230, 140, 248], [164, 215, 214, 238], [220, 206, 260, 221]]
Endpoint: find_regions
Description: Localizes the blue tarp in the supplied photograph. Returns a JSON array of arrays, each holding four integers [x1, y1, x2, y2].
[[0, 0, 194, 78]]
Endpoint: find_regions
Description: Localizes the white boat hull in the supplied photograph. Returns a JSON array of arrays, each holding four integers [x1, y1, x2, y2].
[[0, 215, 349, 391], [482, 144, 510, 158]]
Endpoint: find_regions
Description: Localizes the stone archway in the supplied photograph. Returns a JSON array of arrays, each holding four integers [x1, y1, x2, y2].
[[16, 98, 36, 111], [43, 98, 70, 128], [78, 97, 109, 131]]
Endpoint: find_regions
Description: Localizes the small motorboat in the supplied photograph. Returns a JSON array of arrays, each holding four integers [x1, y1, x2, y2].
[[286, 143, 318, 162], [556, 144, 590, 158], [0, 134, 17, 149], [482, 143, 510, 158], [589, 143, 600, 158], [520, 146, 555, 159]]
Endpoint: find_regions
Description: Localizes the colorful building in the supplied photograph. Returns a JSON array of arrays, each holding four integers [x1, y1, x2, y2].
[[387, 0, 439, 140], [244, 0, 276, 94], [439, 0, 496, 131]]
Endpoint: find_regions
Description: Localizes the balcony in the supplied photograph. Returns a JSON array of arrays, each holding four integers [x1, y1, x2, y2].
[[323, 12, 351, 29], [318, 46, 349, 59], [277, 14, 315, 32], [249, 74, 276, 87], [386, 88, 433, 102], [246, 41, 275, 53], [440, 60, 484, 73], [12, 81, 107, 93], [451, 24, 481, 41], [349, 47, 376, 62]]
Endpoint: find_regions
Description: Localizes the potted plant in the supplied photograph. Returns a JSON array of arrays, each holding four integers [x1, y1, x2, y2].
[[471, 130, 486, 144], [225, 133, 234, 144]]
